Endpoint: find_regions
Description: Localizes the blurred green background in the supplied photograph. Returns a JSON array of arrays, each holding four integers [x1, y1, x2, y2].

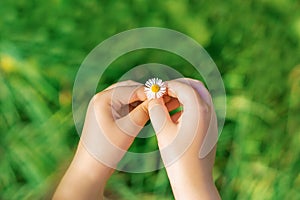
[[1, 0, 300, 199]]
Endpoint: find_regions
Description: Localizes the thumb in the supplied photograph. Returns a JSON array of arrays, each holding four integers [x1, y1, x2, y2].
[[148, 98, 174, 134], [115, 100, 149, 137]]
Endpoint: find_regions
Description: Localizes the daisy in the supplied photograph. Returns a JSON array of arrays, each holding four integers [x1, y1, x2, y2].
[[144, 78, 166, 100]]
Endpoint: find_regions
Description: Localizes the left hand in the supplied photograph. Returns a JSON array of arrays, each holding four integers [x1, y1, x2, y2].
[[53, 80, 150, 200], [81, 80, 150, 167]]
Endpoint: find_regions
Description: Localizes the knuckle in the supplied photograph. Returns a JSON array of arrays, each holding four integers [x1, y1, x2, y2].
[[91, 91, 108, 106]]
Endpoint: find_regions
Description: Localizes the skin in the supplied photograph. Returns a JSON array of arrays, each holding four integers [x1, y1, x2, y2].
[[148, 79, 220, 200], [53, 79, 220, 200]]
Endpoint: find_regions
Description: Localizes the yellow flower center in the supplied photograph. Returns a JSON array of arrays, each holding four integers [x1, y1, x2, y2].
[[151, 84, 160, 93]]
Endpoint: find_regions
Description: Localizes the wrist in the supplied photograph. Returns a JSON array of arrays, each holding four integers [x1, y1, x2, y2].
[[74, 141, 114, 187], [166, 158, 214, 185], [53, 142, 114, 199], [165, 158, 219, 200]]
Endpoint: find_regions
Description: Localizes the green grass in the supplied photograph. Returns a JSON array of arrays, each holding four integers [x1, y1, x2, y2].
[[1, 0, 300, 199]]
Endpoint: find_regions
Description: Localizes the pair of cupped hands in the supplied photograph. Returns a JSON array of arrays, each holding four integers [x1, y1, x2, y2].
[[53, 78, 220, 200]]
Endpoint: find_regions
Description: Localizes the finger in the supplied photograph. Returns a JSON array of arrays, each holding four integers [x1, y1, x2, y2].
[[113, 86, 148, 137], [165, 97, 180, 112], [148, 98, 175, 134], [130, 86, 148, 102], [102, 85, 146, 110], [129, 101, 143, 111], [171, 110, 182, 123], [175, 78, 212, 106], [129, 100, 149, 126], [104, 80, 143, 91], [93, 85, 146, 123], [163, 95, 172, 103], [166, 80, 207, 114], [118, 85, 147, 104], [112, 86, 147, 119], [116, 100, 149, 137]]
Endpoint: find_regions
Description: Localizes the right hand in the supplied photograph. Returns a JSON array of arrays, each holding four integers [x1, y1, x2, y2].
[[148, 78, 220, 200]]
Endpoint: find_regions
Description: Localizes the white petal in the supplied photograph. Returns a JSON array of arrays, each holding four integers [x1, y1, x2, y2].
[[144, 78, 166, 99]]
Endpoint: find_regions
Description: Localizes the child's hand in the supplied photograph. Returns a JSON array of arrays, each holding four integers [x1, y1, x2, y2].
[[81, 80, 149, 166], [54, 80, 149, 200], [148, 78, 220, 200]]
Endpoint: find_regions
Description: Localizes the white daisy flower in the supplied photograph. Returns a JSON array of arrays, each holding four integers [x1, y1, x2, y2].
[[144, 78, 166, 100]]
